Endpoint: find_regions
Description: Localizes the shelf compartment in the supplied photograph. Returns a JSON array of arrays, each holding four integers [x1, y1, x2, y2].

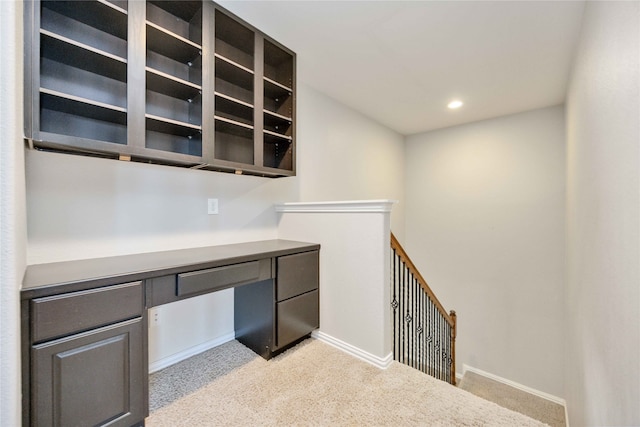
[[264, 111, 292, 136], [146, 114, 201, 138], [40, 90, 127, 145], [215, 55, 254, 107], [146, 89, 201, 126], [146, 22, 202, 66], [41, 57, 127, 110], [40, 30, 127, 82], [215, 119, 254, 165], [215, 10, 254, 71], [146, 50, 202, 86], [145, 129, 202, 157], [263, 129, 292, 142], [148, 1, 201, 24], [215, 94, 253, 127], [147, 1, 202, 45], [42, 1, 128, 41], [215, 54, 254, 79], [41, 88, 126, 124], [40, 4, 127, 59], [264, 78, 292, 118], [263, 133, 293, 171], [264, 39, 293, 89], [214, 115, 253, 131], [146, 67, 201, 100]]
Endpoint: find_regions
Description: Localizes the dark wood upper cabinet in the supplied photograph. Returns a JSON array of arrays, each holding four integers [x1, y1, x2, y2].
[[24, 0, 296, 177]]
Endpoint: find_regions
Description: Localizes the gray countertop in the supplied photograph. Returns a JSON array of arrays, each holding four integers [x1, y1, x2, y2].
[[22, 239, 320, 299]]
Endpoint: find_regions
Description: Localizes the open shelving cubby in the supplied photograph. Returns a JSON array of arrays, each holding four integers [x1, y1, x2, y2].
[[213, 9, 256, 166], [37, 0, 129, 147], [145, 0, 203, 157]]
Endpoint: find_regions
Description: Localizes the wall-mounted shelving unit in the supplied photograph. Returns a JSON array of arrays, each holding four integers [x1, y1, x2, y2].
[[25, 0, 296, 177]]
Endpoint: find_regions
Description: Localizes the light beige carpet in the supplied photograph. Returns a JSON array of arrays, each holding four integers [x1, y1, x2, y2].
[[147, 339, 548, 426]]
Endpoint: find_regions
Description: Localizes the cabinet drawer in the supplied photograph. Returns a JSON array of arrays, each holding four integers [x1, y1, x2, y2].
[[177, 259, 270, 297], [31, 281, 143, 343], [277, 251, 319, 302], [277, 290, 319, 348]]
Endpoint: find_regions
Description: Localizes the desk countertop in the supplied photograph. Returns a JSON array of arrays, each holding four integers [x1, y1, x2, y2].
[[22, 239, 320, 299]]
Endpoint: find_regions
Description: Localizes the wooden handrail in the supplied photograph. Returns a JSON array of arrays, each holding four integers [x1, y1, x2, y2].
[[390, 233, 454, 327]]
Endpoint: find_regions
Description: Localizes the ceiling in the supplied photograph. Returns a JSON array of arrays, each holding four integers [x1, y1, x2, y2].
[[218, 1, 586, 136]]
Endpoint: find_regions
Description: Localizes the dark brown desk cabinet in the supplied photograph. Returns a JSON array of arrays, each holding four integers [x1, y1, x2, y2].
[[24, 0, 296, 177], [235, 250, 319, 358], [21, 240, 319, 426], [28, 282, 145, 427]]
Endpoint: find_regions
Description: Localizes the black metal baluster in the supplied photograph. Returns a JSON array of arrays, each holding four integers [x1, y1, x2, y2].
[[437, 301, 440, 379], [419, 280, 423, 371], [400, 264, 407, 363], [445, 316, 449, 381], [393, 251, 397, 360], [412, 275, 416, 369], [428, 295, 433, 377], [447, 321, 452, 382]]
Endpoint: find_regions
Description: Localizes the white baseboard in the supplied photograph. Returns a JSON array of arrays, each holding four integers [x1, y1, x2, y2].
[[149, 332, 236, 374], [462, 364, 568, 426], [312, 330, 393, 369]]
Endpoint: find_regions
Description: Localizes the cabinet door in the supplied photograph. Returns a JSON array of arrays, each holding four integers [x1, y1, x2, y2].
[[32, 318, 145, 427]]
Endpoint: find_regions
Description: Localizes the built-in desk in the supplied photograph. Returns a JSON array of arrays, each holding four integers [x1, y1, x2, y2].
[[21, 239, 320, 427]]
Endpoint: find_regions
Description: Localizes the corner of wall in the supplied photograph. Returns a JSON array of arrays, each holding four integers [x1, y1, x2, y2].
[[0, 1, 26, 425]]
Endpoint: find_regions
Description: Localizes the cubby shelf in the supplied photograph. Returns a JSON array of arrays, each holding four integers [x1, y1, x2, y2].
[[264, 129, 292, 141], [146, 22, 202, 65], [40, 30, 127, 82], [146, 67, 201, 100], [215, 97, 253, 127], [215, 54, 254, 80], [215, 115, 254, 130], [264, 109, 291, 122], [43, 0, 128, 40], [215, 91, 253, 109], [41, 88, 127, 120], [146, 114, 201, 137], [26, 0, 296, 177]]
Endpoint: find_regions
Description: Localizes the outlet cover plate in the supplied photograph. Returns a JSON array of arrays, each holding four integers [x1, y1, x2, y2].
[[208, 198, 219, 215]]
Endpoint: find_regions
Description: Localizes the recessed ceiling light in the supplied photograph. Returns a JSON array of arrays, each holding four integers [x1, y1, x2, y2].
[[448, 100, 464, 109]]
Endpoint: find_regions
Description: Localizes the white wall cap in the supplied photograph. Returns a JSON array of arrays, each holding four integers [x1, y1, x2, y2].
[[275, 200, 398, 213]]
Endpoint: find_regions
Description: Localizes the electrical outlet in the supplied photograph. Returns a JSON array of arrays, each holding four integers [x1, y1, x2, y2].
[[207, 198, 219, 215], [150, 308, 160, 327]]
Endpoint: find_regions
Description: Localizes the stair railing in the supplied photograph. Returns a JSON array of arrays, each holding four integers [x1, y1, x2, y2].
[[390, 233, 457, 385]]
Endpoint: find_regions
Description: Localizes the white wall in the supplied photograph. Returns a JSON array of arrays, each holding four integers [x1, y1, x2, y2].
[[296, 89, 406, 239], [25, 150, 295, 263], [0, 2, 27, 426], [565, 2, 640, 425], [404, 106, 566, 398]]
